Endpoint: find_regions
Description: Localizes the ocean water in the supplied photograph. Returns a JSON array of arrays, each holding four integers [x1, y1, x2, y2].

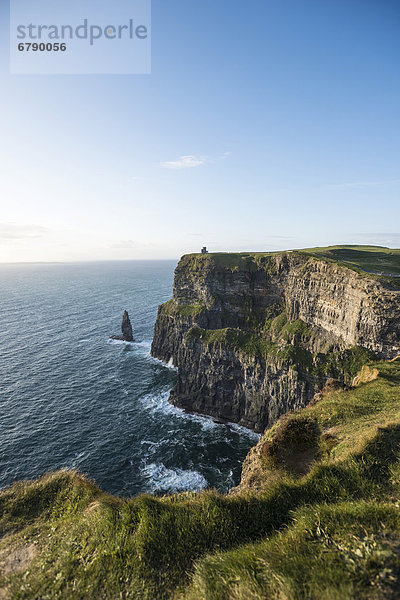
[[0, 261, 258, 496]]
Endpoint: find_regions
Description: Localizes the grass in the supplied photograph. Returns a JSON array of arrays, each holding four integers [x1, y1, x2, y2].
[[299, 245, 400, 275], [1, 360, 400, 598], [158, 300, 206, 320], [185, 502, 400, 600], [174, 304, 206, 317], [259, 414, 322, 470]]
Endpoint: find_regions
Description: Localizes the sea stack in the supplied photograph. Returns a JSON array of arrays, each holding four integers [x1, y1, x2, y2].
[[121, 310, 134, 342], [111, 311, 134, 342]]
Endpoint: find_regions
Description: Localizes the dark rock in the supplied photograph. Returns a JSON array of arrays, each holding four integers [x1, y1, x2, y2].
[[121, 311, 134, 341], [111, 311, 134, 342]]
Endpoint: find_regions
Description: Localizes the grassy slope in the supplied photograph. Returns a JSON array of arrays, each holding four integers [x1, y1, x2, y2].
[[1, 359, 400, 599], [299, 245, 400, 275]]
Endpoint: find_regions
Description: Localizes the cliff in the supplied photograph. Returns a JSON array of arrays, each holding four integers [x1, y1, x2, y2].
[[151, 247, 400, 431]]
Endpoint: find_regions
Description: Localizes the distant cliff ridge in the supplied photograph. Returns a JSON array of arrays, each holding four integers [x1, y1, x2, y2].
[[151, 247, 400, 432]]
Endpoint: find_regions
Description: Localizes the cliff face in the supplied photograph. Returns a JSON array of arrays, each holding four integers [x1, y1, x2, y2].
[[168, 341, 313, 431], [151, 251, 400, 432]]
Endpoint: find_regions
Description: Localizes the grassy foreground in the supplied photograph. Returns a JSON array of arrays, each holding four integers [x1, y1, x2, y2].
[[1, 359, 400, 599]]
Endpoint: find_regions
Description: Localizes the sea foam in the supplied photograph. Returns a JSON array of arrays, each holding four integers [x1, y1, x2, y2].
[[106, 338, 135, 346], [139, 390, 261, 438], [139, 390, 219, 431], [140, 462, 207, 492]]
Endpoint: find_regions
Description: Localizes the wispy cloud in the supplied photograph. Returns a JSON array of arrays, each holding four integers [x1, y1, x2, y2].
[[161, 155, 208, 170], [0, 223, 50, 242], [161, 151, 232, 170], [334, 179, 400, 189]]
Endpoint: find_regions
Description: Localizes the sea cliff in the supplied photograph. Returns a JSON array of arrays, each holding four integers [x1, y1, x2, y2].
[[151, 248, 400, 431]]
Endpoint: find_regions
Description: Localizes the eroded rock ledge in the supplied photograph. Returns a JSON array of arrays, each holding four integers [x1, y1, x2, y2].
[[151, 251, 400, 432]]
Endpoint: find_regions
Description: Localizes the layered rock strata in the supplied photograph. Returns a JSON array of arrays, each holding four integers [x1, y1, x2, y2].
[[151, 252, 400, 432]]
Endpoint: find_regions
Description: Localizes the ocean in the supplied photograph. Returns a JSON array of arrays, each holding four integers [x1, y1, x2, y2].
[[0, 261, 258, 496]]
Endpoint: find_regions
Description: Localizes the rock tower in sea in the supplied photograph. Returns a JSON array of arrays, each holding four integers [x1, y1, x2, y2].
[[110, 311, 134, 342], [121, 310, 134, 342]]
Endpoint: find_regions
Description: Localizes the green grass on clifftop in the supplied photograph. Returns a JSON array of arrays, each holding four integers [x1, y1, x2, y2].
[[300, 245, 400, 276], [1, 359, 400, 599], [178, 245, 400, 286]]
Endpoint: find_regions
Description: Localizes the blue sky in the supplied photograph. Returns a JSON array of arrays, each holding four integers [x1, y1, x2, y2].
[[0, 0, 399, 261]]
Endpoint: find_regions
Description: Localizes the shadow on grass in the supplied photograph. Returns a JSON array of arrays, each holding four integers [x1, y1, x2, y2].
[[131, 424, 400, 595]]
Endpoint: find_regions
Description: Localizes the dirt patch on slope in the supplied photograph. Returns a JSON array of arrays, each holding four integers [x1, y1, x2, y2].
[[0, 542, 37, 576], [0, 541, 37, 599]]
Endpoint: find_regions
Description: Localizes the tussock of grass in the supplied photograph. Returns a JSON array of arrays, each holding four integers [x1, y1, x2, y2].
[[352, 365, 380, 386], [1, 361, 400, 599], [260, 414, 321, 473]]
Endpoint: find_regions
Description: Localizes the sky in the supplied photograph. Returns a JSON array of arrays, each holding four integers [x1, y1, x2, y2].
[[0, 0, 399, 262]]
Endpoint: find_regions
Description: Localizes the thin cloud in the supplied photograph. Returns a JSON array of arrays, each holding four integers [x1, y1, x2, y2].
[[161, 151, 231, 170], [334, 179, 400, 189], [162, 155, 208, 170], [0, 223, 50, 242]]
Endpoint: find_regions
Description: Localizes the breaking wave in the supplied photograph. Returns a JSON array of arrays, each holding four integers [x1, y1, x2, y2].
[[139, 390, 261, 438], [140, 462, 207, 492]]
